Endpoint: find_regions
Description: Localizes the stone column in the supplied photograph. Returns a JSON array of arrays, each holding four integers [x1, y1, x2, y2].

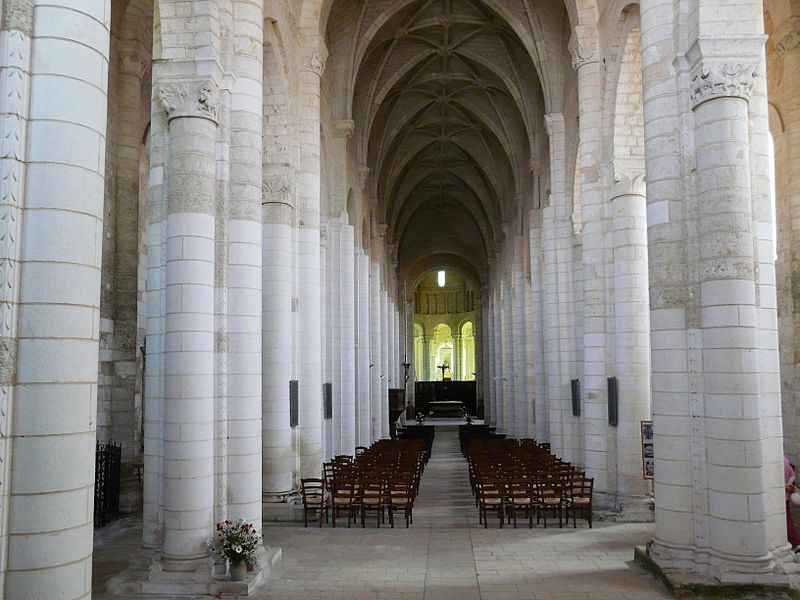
[[142, 77, 168, 552], [571, 27, 610, 497], [356, 252, 372, 446], [513, 236, 529, 438], [542, 112, 579, 462], [611, 174, 652, 516], [529, 210, 548, 441], [321, 225, 333, 461], [369, 256, 382, 440], [775, 17, 800, 461], [380, 290, 390, 438], [226, 3, 263, 527], [157, 77, 220, 566], [3, 1, 109, 596], [501, 255, 516, 435], [453, 334, 462, 380], [484, 292, 495, 425], [640, 0, 790, 575], [422, 334, 430, 381], [340, 224, 356, 454], [297, 47, 325, 478], [386, 296, 395, 388], [262, 170, 294, 499], [491, 273, 504, 430]]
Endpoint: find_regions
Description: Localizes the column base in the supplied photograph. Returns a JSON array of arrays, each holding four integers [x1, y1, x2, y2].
[[262, 489, 304, 522], [105, 545, 281, 597], [635, 541, 800, 594]]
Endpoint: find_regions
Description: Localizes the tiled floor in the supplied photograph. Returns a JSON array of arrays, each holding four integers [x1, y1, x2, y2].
[[93, 426, 670, 599]]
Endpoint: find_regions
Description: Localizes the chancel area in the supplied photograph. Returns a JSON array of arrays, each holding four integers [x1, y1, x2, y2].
[[3, 0, 800, 598]]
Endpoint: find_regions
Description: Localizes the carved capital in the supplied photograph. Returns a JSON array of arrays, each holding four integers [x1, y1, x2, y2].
[[569, 28, 597, 70], [775, 17, 800, 57], [356, 165, 370, 188], [302, 44, 329, 78], [689, 62, 759, 107], [611, 172, 646, 198], [262, 168, 294, 207], [333, 119, 355, 138], [158, 78, 220, 123]]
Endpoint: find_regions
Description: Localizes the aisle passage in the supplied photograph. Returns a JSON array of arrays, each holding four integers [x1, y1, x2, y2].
[[253, 426, 669, 600], [93, 426, 670, 599]]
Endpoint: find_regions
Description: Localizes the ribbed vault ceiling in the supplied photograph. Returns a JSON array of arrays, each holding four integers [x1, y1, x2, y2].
[[330, 0, 546, 282]]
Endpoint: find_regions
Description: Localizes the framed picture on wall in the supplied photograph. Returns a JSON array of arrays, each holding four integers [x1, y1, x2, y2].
[[641, 420, 654, 480]]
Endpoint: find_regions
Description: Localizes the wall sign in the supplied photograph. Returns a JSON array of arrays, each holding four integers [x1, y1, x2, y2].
[[641, 420, 654, 480]]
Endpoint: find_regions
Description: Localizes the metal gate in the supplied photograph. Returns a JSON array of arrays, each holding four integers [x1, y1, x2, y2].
[[94, 441, 121, 528]]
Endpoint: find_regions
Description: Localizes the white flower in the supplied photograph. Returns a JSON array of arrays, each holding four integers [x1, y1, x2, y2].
[[235, 545, 242, 554]]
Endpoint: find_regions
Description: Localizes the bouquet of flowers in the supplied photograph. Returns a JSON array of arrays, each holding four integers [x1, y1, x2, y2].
[[209, 519, 260, 562]]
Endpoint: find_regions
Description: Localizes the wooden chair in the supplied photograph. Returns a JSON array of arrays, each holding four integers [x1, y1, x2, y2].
[[504, 477, 534, 529], [387, 478, 414, 528], [565, 476, 594, 528], [359, 477, 386, 528], [331, 478, 359, 528], [300, 478, 329, 528], [478, 478, 505, 528], [534, 476, 564, 528]]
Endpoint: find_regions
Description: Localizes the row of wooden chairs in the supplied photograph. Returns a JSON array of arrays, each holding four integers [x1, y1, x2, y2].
[[301, 438, 428, 528], [466, 436, 594, 529]]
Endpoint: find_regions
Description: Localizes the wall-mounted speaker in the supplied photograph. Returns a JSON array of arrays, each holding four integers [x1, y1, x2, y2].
[[323, 382, 333, 419], [607, 376, 618, 426], [570, 379, 581, 416], [289, 380, 299, 427]]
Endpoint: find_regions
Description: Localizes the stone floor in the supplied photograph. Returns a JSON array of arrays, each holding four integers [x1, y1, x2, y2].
[[93, 426, 670, 599]]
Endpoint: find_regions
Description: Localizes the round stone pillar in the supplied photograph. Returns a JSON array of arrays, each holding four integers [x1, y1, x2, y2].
[[227, 4, 264, 527], [611, 174, 652, 515], [157, 78, 220, 566], [356, 252, 372, 445], [690, 50, 778, 568], [369, 257, 382, 440], [4, 1, 110, 596], [262, 171, 294, 498], [340, 224, 357, 454], [297, 48, 325, 478]]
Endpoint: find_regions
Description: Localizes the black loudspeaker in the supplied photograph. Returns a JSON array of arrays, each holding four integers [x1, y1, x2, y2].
[[607, 376, 618, 426], [323, 382, 333, 419], [289, 380, 299, 427], [570, 379, 581, 416]]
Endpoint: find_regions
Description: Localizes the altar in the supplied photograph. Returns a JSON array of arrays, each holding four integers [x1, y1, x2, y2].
[[415, 381, 479, 417], [428, 400, 464, 418]]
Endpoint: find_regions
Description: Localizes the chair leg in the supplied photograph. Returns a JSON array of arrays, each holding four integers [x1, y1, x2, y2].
[[303, 508, 308, 528]]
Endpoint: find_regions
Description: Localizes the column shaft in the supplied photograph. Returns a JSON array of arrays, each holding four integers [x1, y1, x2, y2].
[[227, 3, 264, 526], [340, 225, 356, 454], [5, 2, 109, 595], [356, 253, 372, 446]]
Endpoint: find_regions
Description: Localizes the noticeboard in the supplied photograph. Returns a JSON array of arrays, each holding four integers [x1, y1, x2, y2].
[[641, 420, 654, 480]]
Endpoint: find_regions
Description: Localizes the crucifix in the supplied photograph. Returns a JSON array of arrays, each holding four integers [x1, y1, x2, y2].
[[437, 363, 449, 379]]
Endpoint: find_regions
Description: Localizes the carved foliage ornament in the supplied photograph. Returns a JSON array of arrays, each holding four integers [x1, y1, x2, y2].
[[569, 32, 597, 70], [158, 79, 220, 123], [690, 63, 759, 107], [302, 52, 326, 78], [262, 174, 293, 206]]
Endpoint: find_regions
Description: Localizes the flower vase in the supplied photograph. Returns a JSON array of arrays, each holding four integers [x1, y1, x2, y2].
[[230, 559, 247, 581]]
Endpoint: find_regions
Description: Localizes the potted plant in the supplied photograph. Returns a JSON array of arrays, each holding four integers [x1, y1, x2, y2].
[[210, 519, 260, 581], [415, 411, 425, 425]]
